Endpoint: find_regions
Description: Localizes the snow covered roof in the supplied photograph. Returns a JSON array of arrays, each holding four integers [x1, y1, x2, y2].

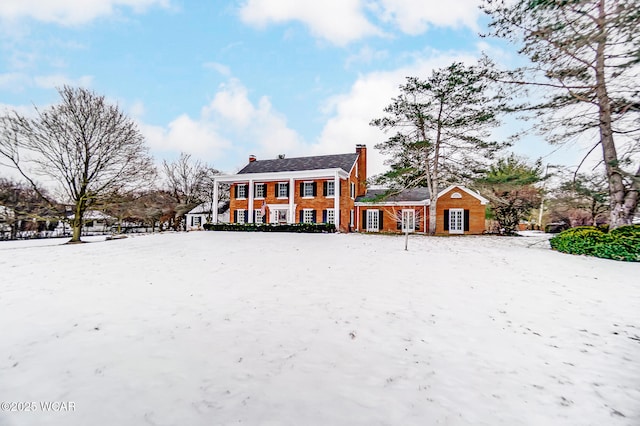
[[67, 210, 114, 220], [187, 200, 230, 215]]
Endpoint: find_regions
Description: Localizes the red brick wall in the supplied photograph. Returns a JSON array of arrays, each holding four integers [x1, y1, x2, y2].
[[432, 188, 486, 235], [228, 179, 355, 232]]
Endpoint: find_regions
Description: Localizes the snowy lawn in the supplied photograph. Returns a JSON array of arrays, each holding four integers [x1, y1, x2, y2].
[[0, 232, 638, 426]]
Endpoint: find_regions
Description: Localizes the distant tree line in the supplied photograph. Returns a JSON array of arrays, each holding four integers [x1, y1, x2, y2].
[[0, 86, 224, 242]]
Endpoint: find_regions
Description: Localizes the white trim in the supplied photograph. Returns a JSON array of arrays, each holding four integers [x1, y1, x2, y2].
[[437, 185, 488, 205], [213, 168, 349, 183], [333, 171, 340, 231], [355, 201, 428, 207]]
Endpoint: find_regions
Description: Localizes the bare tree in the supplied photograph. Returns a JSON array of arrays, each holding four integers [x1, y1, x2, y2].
[[163, 152, 220, 229], [0, 86, 155, 242]]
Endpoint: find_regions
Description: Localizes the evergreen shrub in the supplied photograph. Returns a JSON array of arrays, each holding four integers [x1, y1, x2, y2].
[[549, 225, 640, 262], [203, 223, 336, 233]]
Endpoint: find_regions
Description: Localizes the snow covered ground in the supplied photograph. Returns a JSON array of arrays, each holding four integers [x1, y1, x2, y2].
[[0, 231, 638, 426]]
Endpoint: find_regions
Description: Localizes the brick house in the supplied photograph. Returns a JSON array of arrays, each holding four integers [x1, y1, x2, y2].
[[354, 185, 488, 235], [210, 145, 488, 234], [210, 145, 368, 233]]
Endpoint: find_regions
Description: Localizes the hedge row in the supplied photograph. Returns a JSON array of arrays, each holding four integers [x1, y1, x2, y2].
[[549, 225, 640, 262], [203, 222, 337, 233]]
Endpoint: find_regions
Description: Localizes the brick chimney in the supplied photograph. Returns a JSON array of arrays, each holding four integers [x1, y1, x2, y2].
[[355, 144, 367, 196], [249, 155, 257, 162]]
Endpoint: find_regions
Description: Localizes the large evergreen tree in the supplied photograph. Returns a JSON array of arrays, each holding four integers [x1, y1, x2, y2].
[[371, 60, 509, 234], [483, 0, 640, 228]]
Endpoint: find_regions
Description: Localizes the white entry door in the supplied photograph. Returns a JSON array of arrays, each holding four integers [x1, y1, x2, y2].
[[449, 208, 464, 234], [402, 209, 415, 233], [367, 210, 379, 232], [271, 209, 288, 224]]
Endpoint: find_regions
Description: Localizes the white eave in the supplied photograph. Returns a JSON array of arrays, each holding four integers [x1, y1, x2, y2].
[[214, 168, 350, 183], [437, 185, 489, 205]]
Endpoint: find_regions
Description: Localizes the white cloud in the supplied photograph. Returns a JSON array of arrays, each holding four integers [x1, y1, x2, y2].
[[0, 0, 169, 25], [239, 0, 482, 45], [33, 74, 93, 89], [374, 0, 481, 34], [141, 79, 304, 172], [239, 0, 382, 46], [0, 72, 92, 91], [203, 62, 232, 77]]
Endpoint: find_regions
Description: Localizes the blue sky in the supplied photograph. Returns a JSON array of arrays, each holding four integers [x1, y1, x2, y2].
[[0, 0, 582, 179]]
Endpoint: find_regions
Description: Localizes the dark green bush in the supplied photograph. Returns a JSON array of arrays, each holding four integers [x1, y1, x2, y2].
[[202, 222, 336, 233], [550, 225, 640, 262]]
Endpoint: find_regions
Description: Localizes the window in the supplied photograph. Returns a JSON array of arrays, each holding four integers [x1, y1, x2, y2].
[[254, 209, 263, 224], [278, 182, 288, 198], [324, 209, 335, 224], [303, 182, 314, 197], [350, 209, 354, 228], [350, 182, 356, 198], [324, 181, 335, 197], [192, 216, 201, 227], [255, 183, 265, 199], [302, 209, 315, 223], [236, 184, 247, 199], [236, 209, 246, 224]]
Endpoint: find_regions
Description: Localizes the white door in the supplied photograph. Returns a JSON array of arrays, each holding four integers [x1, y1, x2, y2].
[[271, 209, 288, 224], [402, 209, 415, 233], [367, 210, 379, 232], [449, 208, 464, 234]]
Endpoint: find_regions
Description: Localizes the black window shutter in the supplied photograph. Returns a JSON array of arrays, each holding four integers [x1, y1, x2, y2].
[[312, 182, 317, 197], [378, 210, 384, 229], [396, 211, 402, 230], [444, 209, 450, 231], [253, 210, 256, 222], [286, 183, 290, 197], [323, 210, 327, 223], [274, 183, 278, 197], [464, 210, 470, 232], [244, 210, 248, 222], [312, 210, 316, 223], [299, 182, 304, 196], [362, 210, 367, 230], [299, 210, 303, 223], [234, 185, 238, 199], [234, 210, 237, 223], [323, 182, 328, 196]]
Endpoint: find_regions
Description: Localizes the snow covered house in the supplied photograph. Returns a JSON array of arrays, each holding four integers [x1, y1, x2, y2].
[[66, 210, 115, 235], [210, 145, 487, 234]]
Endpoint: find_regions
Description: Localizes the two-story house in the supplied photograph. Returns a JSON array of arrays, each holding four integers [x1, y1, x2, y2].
[[209, 145, 368, 233]]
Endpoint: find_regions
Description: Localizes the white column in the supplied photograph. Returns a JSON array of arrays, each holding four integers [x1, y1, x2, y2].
[[289, 177, 295, 223], [212, 179, 219, 224], [248, 179, 254, 223], [334, 172, 340, 231]]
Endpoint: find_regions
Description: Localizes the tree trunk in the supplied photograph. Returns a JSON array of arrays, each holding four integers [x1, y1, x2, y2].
[[70, 197, 87, 243], [593, 0, 636, 229], [429, 194, 437, 235]]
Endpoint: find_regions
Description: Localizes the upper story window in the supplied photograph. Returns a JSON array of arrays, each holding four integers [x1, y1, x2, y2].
[[350, 182, 356, 199], [277, 182, 289, 198], [303, 182, 315, 197], [325, 181, 335, 197], [255, 183, 265, 198], [236, 184, 247, 199]]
